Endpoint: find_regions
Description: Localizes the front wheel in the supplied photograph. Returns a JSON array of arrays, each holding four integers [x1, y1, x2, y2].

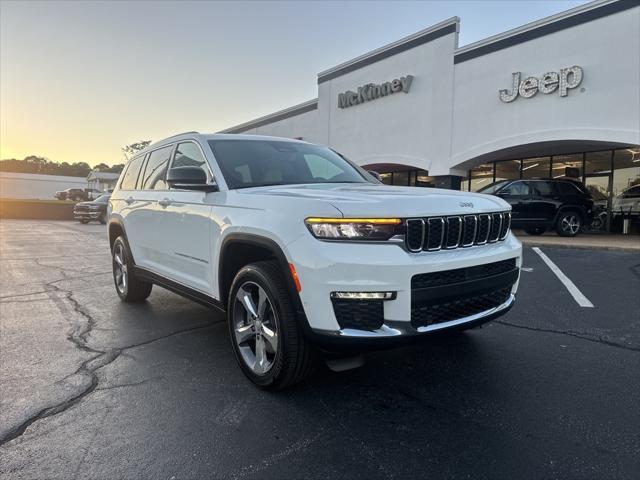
[[228, 260, 314, 390], [525, 226, 545, 236], [556, 211, 582, 237], [112, 236, 152, 301]]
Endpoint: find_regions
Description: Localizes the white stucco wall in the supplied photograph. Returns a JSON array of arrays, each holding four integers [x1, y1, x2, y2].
[[221, 1, 640, 177], [320, 24, 457, 172], [0, 172, 87, 200], [450, 4, 640, 172]]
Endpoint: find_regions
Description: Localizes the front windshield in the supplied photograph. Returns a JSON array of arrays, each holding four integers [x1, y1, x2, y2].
[[208, 139, 371, 189], [477, 180, 510, 194], [95, 195, 110, 203]]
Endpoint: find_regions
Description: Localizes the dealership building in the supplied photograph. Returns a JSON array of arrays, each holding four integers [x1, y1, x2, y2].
[[221, 0, 640, 231]]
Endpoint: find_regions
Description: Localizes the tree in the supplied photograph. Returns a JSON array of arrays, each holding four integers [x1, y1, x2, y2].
[[121, 140, 151, 160]]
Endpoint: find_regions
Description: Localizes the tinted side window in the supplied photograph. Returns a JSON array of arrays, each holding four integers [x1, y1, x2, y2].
[[622, 186, 640, 198], [141, 145, 173, 190], [555, 182, 580, 195], [502, 181, 530, 196], [531, 181, 553, 196], [120, 156, 145, 190]]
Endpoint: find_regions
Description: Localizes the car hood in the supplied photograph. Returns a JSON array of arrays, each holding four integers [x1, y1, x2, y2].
[[240, 183, 509, 217], [75, 201, 99, 207]]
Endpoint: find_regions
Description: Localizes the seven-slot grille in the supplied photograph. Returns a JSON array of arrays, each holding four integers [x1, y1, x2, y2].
[[405, 211, 511, 252]]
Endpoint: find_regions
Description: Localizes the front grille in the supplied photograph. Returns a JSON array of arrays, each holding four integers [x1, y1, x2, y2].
[[74, 205, 90, 212], [405, 211, 510, 252], [332, 299, 384, 331], [411, 258, 516, 289], [411, 288, 511, 329]]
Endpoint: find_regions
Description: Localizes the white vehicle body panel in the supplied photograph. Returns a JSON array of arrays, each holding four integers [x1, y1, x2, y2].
[[109, 133, 522, 339]]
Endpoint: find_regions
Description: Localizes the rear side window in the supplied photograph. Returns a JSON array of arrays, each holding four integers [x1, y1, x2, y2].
[[555, 182, 581, 195], [141, 145, 173, 190], [120, 156, 145, 190], [531, 181, 553, 196]]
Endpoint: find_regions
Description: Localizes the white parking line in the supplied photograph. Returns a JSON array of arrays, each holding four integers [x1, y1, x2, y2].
[[532, 247, 594, 308]]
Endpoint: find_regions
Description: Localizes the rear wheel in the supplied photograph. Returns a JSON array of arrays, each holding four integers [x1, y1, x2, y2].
[[228, 260, 314, 390], [525, 226, 545, 235], [112, 236, 152, 301], [556, 210, 582, 237]]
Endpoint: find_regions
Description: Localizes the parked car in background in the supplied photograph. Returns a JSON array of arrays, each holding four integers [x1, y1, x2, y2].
[[55, 187, 104, 201], [479, 178, 593, 237], [55, 188, 86, 201], [613, 185, 640, 215], [74, 194, 110, 224]]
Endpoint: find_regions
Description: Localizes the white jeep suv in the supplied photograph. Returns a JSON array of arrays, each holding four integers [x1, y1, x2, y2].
[[108, 132, 522, 389]]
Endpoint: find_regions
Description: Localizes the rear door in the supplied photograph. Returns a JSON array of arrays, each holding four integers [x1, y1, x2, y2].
[[530, 180, 560, 224], [114, 154, 147, 261], [131, 144, 175, 274]]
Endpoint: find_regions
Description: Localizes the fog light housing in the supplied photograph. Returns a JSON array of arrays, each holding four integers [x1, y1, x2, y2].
[[330, 291, 396, 300]]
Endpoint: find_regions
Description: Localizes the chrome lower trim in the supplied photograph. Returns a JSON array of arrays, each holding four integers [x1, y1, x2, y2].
[[318, 294, 515, 338]]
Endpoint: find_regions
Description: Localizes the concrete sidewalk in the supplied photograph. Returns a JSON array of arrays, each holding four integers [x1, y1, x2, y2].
[[514, 230, 640, 252]]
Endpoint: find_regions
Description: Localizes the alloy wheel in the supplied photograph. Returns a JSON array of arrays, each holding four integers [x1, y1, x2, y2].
[[233, 281, 279, 375], [561, 214, 581, 235], [113, 243, 128, 294]]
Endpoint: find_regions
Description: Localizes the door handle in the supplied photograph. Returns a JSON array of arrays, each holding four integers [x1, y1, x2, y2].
[[158, 198, 173, 208], [125, 196, 135, 205]]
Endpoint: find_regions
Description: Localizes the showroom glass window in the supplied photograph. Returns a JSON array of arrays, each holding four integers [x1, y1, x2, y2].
[[552, 153, 582, 179], [495, 160, 521, 182], [141, 146, 173, 190], [612, 148, 640, 198], [522, 157, 551, 179], [470, 163, 493, 191], [120, 155, 145, 190]]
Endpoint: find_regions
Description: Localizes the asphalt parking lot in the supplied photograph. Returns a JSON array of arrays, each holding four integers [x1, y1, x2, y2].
[[1, 220, 639, 480]]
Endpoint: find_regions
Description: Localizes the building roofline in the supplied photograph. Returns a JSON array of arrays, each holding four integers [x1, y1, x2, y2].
[[317, 17, 459, 84], [218, 98, 319, 134], [454, 0, 637, 64]]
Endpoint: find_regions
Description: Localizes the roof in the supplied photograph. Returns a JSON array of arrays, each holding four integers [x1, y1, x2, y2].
[[87, 171, 120, 181]]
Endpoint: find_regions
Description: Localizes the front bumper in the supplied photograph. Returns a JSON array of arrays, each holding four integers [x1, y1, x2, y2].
[[286, 232, 522, 343], [74, 211, 101, 220]]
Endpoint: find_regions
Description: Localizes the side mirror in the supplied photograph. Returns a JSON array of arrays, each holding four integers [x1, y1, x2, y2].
[[167, 166, 218, 192], [368, 170, 382, 181]]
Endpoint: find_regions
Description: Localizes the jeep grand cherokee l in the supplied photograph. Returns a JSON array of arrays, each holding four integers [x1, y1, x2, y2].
[[479, 178, 593, 236], [108, 133, 522, 389]]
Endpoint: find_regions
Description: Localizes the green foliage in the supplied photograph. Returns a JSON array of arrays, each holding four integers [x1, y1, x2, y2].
[[0, 156, 123, 177], [122, 140, 152, 159]]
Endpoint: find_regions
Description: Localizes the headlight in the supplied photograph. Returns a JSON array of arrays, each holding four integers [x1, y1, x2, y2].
[[305, 217, 401, 241]]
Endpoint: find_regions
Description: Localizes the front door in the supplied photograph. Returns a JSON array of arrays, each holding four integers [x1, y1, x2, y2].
[[497, 180, 531, 226], [152, 141, 216, 295]]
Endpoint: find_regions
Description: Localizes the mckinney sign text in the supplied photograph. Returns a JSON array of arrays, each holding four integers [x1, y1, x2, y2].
[[338, 75, 414, 109]]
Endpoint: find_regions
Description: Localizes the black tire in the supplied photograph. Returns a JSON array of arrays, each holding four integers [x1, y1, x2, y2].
[[227, 260, 314, 390], [555, 210, 582, 237], [99, 213, 107, 225], [525, 227, 545, 235], [79, 219, 89, 224], [111, 236, 152, 302]]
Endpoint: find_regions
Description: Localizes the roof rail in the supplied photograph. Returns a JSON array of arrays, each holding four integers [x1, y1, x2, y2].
[[162, 131, 200, 141]]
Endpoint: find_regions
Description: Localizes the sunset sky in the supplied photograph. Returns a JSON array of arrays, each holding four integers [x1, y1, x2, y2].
[[1, 0, 588, 167]]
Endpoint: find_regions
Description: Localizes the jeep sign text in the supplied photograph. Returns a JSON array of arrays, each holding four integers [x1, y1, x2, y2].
[[499, 66, 583, 103], [338, 75, 413, 109]]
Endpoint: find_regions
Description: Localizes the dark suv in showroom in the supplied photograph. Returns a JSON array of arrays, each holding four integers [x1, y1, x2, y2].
[[479, 179, 593, 236]]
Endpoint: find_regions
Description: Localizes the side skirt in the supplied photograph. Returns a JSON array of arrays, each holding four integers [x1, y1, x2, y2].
[[134, 266, 226, 313]]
